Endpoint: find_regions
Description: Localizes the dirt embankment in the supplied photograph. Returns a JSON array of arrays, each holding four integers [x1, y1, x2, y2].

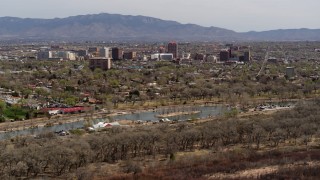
[[208, 161, 320, 179]]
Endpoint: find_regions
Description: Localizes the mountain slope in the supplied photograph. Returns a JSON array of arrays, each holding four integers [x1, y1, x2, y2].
[[243, 28, 320, 41], [0, 13, 238, 41], [0, 13, 319, 41]]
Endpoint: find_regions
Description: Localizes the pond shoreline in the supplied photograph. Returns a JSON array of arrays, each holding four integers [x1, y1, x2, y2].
[[0, 98, 302, 139], [156, 111, 201, 118]]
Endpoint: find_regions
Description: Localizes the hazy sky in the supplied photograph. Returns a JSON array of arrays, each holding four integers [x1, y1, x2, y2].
[[1, 0, 319, 32]]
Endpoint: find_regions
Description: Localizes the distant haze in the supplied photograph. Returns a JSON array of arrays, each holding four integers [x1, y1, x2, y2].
[[1, 0, 319, 32]]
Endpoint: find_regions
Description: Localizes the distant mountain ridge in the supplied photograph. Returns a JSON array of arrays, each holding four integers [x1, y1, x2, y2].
[[242, 28, 320, 41], [0, 13, 319, 41]]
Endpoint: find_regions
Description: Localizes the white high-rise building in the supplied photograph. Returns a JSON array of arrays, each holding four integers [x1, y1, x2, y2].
[[100, 47, 110, 58]]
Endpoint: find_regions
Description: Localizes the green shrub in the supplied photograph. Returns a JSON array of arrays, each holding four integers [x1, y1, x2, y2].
[[3, 105, 28, 120], [69, 129, 86, 136], [224, 108, 239, 118]]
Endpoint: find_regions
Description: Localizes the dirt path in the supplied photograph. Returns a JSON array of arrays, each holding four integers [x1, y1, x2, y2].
[[208, 166, 278, 179]]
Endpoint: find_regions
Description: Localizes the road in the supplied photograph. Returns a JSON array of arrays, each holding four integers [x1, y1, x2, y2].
[[257, 47, 269, 77]]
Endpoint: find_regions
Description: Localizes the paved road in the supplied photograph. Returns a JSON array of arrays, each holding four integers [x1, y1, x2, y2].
[[257, 47, 269, 77]]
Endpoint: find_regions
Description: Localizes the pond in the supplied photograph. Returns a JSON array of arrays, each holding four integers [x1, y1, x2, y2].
[[110, 105, 227, 122], [0, 105, 228, 140]]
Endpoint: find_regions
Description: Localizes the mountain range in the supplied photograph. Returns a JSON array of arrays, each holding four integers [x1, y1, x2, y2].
[[0, 13, 319, 41]]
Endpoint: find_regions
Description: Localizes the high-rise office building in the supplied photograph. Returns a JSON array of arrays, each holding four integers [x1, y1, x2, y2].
[[112, 48, 123, 60], [244, 51, 251, 62], [219, 50, 230, 61], [167, 42, 178, 59], [99, 47, 109, 58]]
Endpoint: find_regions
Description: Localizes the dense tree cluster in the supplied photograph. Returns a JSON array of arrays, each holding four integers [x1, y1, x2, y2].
[[0, 100, 29, 121], [0, 99, 319, 178]]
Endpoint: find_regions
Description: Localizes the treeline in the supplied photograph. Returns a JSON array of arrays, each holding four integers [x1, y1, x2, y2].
[[0, 101, 29, 122], [0, 100, 320, 179]]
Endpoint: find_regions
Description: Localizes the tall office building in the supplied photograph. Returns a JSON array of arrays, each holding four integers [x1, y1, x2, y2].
[[99, 47, 109, 58], [219, 50, 230, 61], [112, 48, 123, 60], [244, 51, 251, 62], [167, 42, 178, 59]]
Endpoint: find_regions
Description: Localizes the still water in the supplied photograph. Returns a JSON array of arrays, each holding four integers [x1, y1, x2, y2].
[[0, 105, 228, 139]]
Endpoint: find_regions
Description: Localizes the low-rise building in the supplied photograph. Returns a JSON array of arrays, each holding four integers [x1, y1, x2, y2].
[[37, 51, 53, 60], [268, 57, 278, 63], [286, 67, 295, 78], [151, 53, 173, 61], [206, 55, 217, 63]]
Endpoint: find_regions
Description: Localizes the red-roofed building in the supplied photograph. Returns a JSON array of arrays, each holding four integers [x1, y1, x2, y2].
[[42, 106, 91, 114]]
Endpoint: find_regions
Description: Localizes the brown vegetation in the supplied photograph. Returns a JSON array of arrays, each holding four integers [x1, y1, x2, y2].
[[0, 100, 319, 179]]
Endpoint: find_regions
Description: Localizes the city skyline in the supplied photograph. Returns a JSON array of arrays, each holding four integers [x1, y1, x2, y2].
[[1, 0, 319, 32]]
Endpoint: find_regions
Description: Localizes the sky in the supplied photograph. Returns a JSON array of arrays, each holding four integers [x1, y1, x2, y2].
[[1, 0, 319, 32]]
